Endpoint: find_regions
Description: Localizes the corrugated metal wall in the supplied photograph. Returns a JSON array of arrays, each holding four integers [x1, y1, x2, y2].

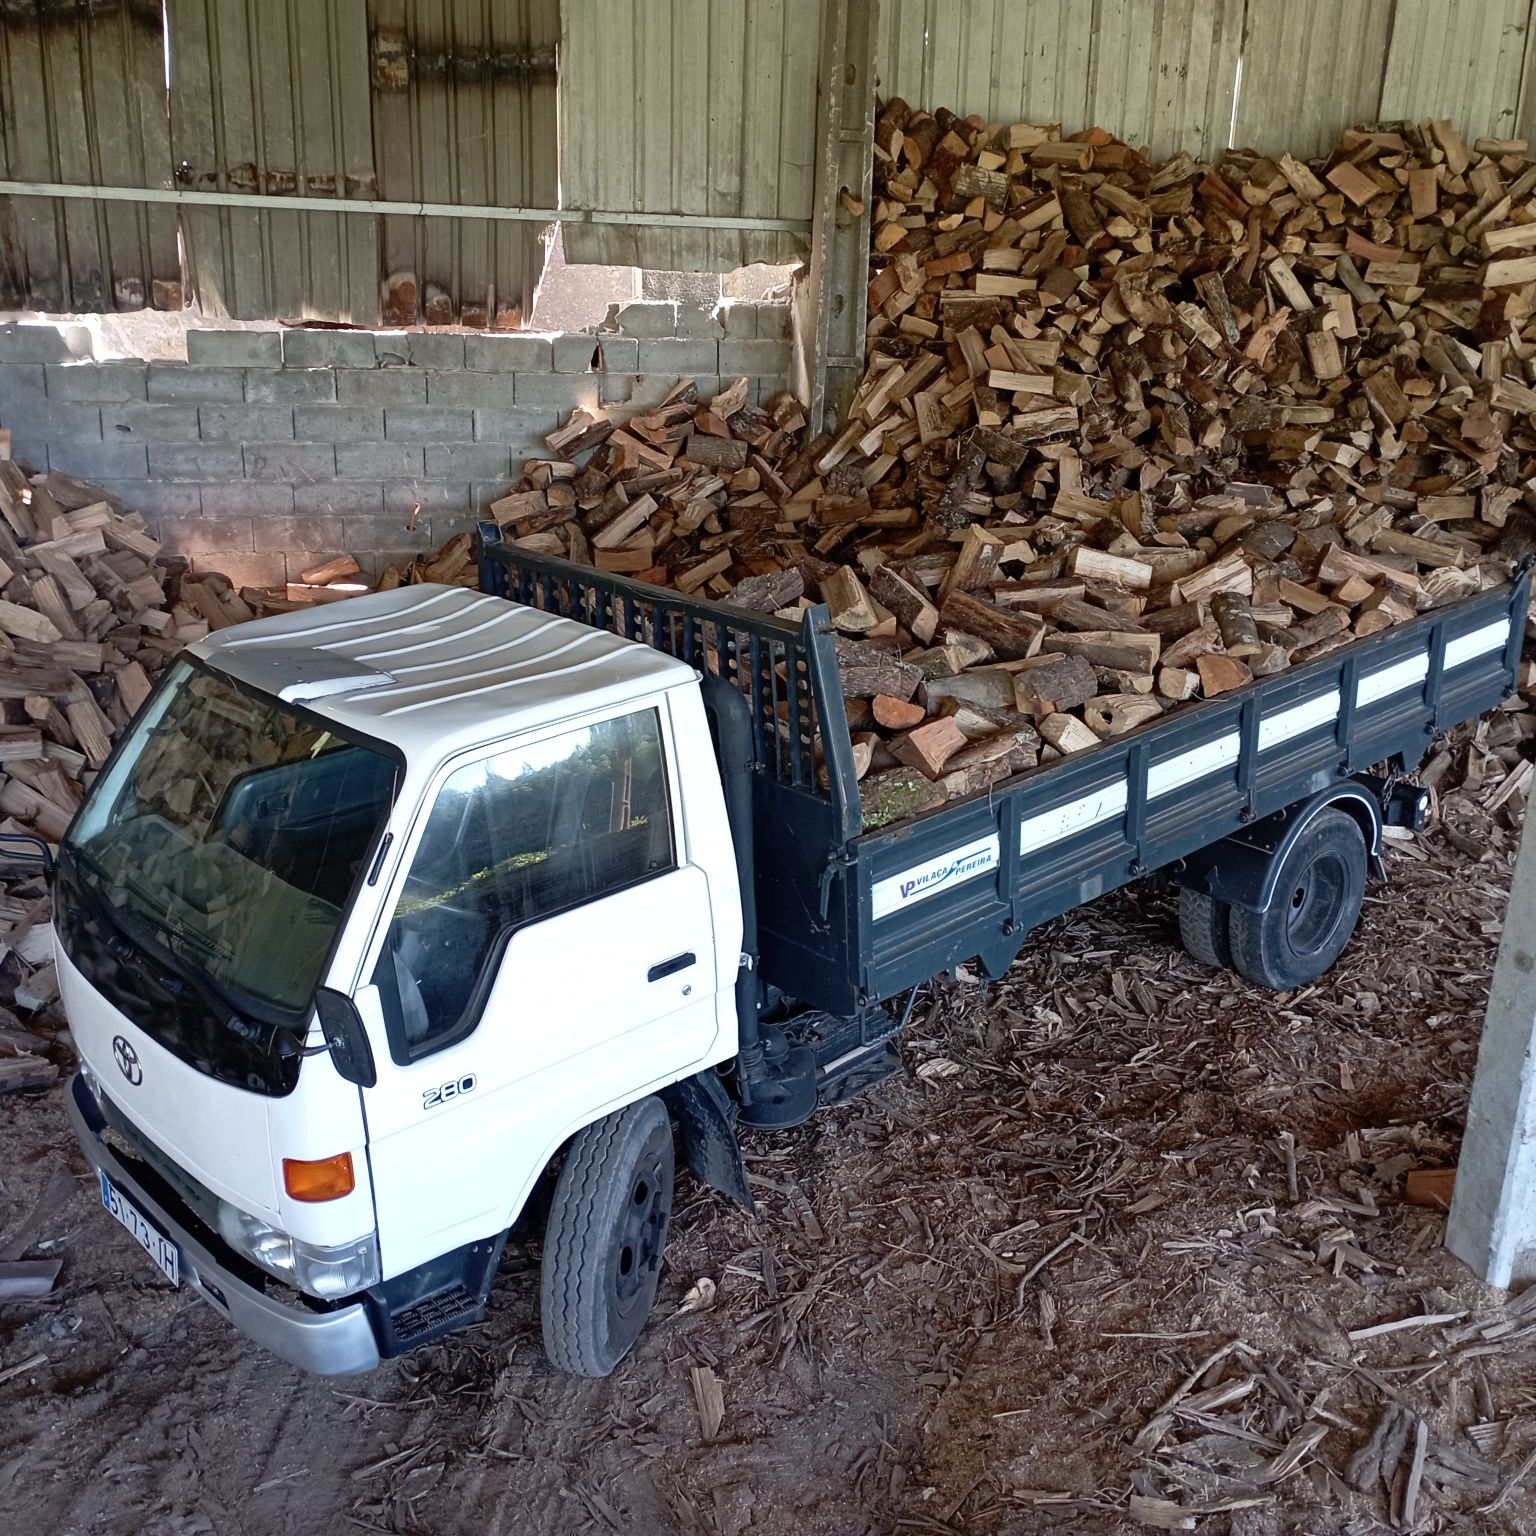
[[0, 0, 179, 312], [370, 0, 558, 328], [167, 0, 380, 323], [1230, 0, 1397, 159], [873, 0, 1536, 157], [560, 0, 819, 271]]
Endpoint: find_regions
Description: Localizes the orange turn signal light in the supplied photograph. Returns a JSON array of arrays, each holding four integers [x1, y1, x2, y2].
[[282, 1152, 356, 1202]]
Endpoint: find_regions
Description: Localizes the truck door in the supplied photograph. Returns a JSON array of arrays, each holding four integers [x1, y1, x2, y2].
[[353, 699, 726, 1277]]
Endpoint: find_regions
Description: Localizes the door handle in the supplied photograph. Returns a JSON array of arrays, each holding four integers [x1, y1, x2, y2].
[[647, 952, 696, 982]]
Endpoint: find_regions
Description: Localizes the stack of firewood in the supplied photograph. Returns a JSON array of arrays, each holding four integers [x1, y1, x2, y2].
[[0, 449, 258, 1015], [478, 112, 1536, 820]]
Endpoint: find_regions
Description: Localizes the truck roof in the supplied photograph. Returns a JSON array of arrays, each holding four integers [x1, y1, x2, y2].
[[191, 583, 697, 759]]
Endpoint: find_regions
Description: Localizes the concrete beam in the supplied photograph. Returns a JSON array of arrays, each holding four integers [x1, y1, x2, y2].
[[1447, 801, 1536, 1286], [791, 0, 879, 435]]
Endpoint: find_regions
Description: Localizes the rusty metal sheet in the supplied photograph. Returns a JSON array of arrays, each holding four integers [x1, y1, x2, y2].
[[0, 0, 178, 312], [369, 0, 559, 328]]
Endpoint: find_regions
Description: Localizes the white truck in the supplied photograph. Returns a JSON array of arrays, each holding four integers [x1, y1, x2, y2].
[[57, 533, 1529, 1376]]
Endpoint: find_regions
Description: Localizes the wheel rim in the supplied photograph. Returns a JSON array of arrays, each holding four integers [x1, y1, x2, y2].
[[610, 1141, 670, 1323], [1285, 848, 1351, 957]]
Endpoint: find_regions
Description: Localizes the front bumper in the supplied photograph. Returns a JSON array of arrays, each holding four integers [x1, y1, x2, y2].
[[66, 1073, 381, 1376]]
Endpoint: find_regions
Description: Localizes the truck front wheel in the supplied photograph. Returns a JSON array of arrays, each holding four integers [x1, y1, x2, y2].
[[540, 1095, 675, 1377], [1228, 808, 1366, 990]]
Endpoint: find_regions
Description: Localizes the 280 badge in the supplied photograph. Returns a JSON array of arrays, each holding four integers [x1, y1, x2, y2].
[[423, 1073, 477, 1110]]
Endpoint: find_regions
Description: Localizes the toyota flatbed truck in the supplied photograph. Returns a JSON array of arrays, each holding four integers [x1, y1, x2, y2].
[[55, 530, 1530, 1376]]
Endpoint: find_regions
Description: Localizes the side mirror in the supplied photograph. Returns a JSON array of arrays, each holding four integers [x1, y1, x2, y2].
[[0, 832, 54, 878], [314, 987, 377, 1089]]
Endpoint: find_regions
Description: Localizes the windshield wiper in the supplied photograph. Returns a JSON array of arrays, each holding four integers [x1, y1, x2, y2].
[[62, 847, 277, 1046]]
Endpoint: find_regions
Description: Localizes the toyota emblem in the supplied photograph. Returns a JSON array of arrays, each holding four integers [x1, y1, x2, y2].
[[112, 1035, 143, 1086]]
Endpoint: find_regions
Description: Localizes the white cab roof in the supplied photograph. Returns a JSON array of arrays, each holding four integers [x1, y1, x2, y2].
[[191, 584, 696, 761]]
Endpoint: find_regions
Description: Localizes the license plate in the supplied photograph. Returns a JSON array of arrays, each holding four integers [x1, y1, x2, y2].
[[99, 1171, 180, 1286]]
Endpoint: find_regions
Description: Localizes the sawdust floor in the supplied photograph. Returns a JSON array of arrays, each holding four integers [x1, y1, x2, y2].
[[1, 786, 1533, 1536]]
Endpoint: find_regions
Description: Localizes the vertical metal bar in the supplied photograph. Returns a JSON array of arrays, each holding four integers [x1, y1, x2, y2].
[[804, 606, 861, 841], [768, 639, 786, 781], [1124, 741, 1149, 865], [1426, 620, 1449, 734], [784, 643, 804, 787], [747, 633, 767, 769], [1337, 653, 1360, 768], [1236, 694, 1260, 816]]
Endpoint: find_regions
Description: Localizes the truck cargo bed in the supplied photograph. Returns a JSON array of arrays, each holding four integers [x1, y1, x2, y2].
[[481, 533, 1529, 1017]]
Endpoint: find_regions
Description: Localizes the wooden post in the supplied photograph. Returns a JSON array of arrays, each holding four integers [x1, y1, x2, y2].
[[790, 0, 879, 436]]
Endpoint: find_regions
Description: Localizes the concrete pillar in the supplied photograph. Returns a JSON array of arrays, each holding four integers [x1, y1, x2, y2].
[[1447, 801, 1536, 1286]]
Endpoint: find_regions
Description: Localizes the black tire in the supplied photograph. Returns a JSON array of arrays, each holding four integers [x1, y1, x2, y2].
[[540, 1095, 674, 1377], [1229, 808, 1367, 990], [1178, 888, 1233, 969]]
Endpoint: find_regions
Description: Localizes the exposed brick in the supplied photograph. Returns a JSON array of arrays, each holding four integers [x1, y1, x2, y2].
[[293, 483, 385, 516], [603, 374, 720, 407], [614, 302, 679, 338], [282, 330, 378, 369], [751, 303, 793, 339], [199, 405, 294, 442], [201, 483, 295, 517], [46, 441, 148, 480], [96, 482, 203, 518], [385, 406, 476, 442], [148, 445, 245, 481], [513, 373, 602, 411], [465, 335, 553, 372], [147, 364, 245, 403], [472, 409, 561, 445], [0, 364, 47, 409], [336, 368, 427, 405], [338, 443, 424, 479], [423, 371, 519, 407], [186, 330, 281, 367], [342, 512, 441, 551], [245, 368, 337, 405], [382, 482, 471, 515], [597, 336, 639, 372], [552, 334, 601, 373], [433, 508, 480, 545], [675, 304, 724, 338], [0, 322, 91, 362], [374, 334, 411, 366], [637, 338, 718, 373], [406, 334, 465, 369], [46, 362, 148, 402], [253, 514, 344, 550], [100, 404, 201, 442], [159, 514, 255, 553], [469, 481, 515, 509], [717, 338, 792, 376], [424, 444, 511, 479], [191, 551, 289, 587], [0, 400, 102, 441], [243, 444, 336, 481], [292, 406, 385, 443], [719, 303, 757, 339]]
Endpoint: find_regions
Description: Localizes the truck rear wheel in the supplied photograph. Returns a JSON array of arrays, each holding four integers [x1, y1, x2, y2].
[[540, 1095, 675, 1377], [1178, 888, 1232, 969], [1229, 809, 1366, 990]]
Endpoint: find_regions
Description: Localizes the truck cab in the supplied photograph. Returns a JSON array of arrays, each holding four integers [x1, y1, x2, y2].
[[63, 584, 745, 1374]]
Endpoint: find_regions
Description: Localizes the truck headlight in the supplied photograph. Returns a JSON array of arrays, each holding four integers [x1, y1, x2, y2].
[[216, 1202, 380, 1299]]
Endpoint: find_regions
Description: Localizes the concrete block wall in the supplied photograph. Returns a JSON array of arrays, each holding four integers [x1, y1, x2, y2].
[[0, 302, 792, 588]]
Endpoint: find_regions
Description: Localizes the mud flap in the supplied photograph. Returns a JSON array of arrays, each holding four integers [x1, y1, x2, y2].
[[663, 1069, 755, 1213]]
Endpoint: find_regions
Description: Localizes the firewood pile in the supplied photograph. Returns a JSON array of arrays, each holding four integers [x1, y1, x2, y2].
[[0, 447, 256, 1034], [474, 111, 1536, 825]]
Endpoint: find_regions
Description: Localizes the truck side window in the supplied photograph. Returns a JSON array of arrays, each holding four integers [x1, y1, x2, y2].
[[373, 708, 675, 1057]]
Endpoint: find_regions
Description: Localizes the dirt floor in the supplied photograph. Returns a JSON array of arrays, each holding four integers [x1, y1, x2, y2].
[[2, 759, 1534, 1536]]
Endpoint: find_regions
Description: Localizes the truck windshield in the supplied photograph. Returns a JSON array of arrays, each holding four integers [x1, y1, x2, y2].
[[62, 659, 395, 1058]]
